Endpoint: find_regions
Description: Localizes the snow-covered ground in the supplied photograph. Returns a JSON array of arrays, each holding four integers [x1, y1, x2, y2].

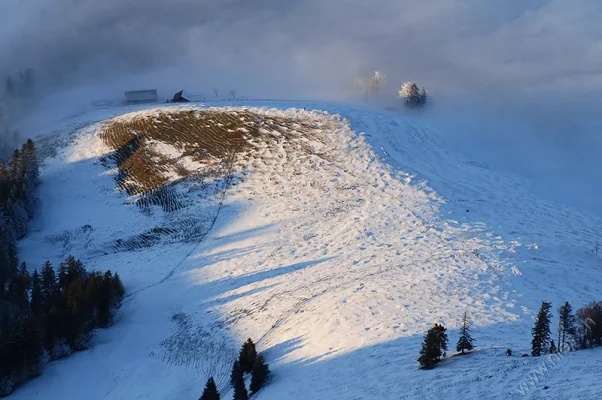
[[9, 100, 602, 399]]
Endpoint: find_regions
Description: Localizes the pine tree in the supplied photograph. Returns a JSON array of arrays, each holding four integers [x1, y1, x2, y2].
[[231, 360, 248, 400], [239, 338, 257, 373], [418, 323, 448, 369], [250, 354, 270, 394], [558, 302, 576, 352], [456, 311, 475, 354], [20, 139, 39, 187], [40, 261, 57, 313], [418, 328, 440, 369], [399, 82, 426, 108], [57, 264, 67, 292], [85, 272, 100, 326], [64, 275, 86, 348], [199, 376, 220, 400], [30, 269, 42, 317], [231, 360, 242, 387], [550, 339, 557, 353], [531, 301, 552, 356], [369, 71, 383, 94], [8, 262, 30, 310], [419, 87, 427, 106], [112, 273, 125, 303], [434, 323, 448, 356]]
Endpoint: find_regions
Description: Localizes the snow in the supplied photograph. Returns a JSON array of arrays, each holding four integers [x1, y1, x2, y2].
[[9, 100, 602, 399]]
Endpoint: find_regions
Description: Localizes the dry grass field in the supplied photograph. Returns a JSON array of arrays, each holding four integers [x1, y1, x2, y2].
[[95, 107, 328, 253], [99, 108, 324, 195]]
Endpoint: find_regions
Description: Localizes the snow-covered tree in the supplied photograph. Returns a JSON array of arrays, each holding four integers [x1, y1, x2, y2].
[[399, 82, 427, 108], [369, 71, 384, 94]]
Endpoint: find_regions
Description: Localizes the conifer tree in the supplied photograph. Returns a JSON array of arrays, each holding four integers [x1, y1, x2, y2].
[[20, 139, 39, 187], [456, 311, 475, 354], [199, 376, 220, 400], [8, 262, 30, 310], [434, 323, 448, 356], [239, 338, 257, 373], [57, 264, 68, 291], [420, 87, 427, 105], [231, 360, 242, 387], [549, 339, 556, 353], [40, 261, 56, 303], [531, 301, 552, 356], [558, 302, 576, 352], [231, 360, 248, 400], [418, 323, 448, 369], [112, 273, 125, 303], [399, 82, 427, 108], [30, 269, 42, 317], [418, 328, 440, 369], [250, 354, 270, 394]]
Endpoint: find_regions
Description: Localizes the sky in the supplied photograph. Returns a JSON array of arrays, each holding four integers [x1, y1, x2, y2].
[[2, 0, 602, 97], [0, 0, 601, 214]]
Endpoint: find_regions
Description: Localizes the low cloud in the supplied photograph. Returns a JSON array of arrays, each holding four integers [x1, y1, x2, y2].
[[1, 0, 601, 97], [1, 0, 601, 214]]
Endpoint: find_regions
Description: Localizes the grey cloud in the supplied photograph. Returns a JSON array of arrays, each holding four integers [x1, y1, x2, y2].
[[1, 0, 601, 214], [1, 0, 601, 96]]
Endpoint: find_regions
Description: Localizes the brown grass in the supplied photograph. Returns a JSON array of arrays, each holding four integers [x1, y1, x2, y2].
[[99, 109, 324, 199], [93, 108, 330, 252]]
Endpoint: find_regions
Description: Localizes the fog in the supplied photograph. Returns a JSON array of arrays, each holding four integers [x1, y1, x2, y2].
[[3, 0, 602, 96], [1, 0, 601, 215]]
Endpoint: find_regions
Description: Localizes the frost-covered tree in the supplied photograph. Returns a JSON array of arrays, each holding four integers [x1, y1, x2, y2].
[[399, 82, 427, 108], [531, 301, 552, 356], [456, 311, 475, 354], [369, 71, 384, 94]]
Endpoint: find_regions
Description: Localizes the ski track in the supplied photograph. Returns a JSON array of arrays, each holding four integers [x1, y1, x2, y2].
[[10, 101, 602, 400]]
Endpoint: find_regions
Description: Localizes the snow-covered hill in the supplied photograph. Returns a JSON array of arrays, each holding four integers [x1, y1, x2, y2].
[[9, 101, 602, 399]]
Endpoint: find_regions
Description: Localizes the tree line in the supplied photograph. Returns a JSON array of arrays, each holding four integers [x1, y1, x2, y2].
[[1, 139, 39, 297], [0, 140, 126, 396], [199, 338, 270, 400], [531, 300, 602, 356], [417, 298, 602, 371]]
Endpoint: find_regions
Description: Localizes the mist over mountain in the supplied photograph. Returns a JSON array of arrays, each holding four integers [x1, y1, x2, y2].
[[1, 0, 601, 214], [2, 0, 601, 96]]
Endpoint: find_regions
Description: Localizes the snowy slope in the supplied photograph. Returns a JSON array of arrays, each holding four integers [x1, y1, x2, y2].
[[9, 101, 602, 400]]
